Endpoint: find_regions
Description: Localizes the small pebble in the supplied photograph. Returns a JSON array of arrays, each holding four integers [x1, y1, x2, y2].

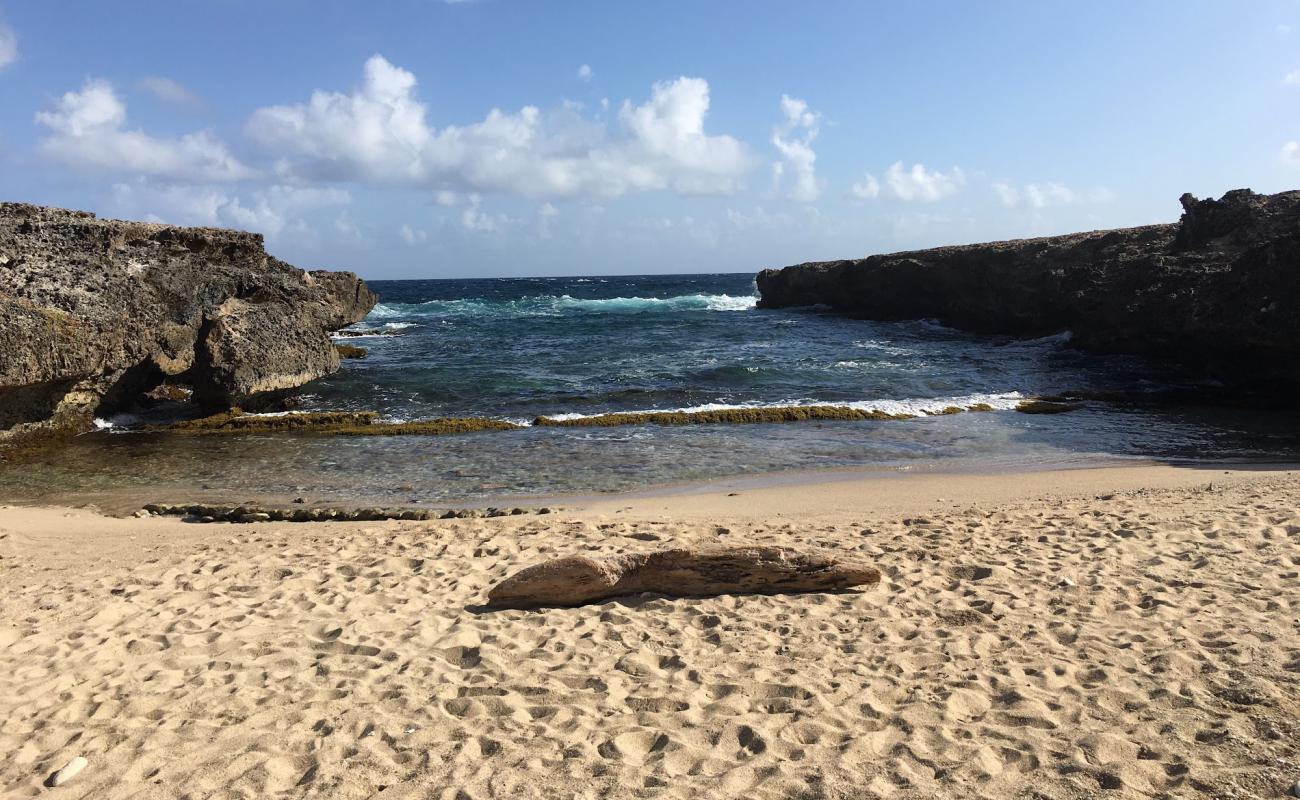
[[48, 756, 87, 787]]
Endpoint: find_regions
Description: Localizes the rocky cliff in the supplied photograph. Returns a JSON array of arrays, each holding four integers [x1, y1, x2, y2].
[[756, 189, 1300, 392], [0, 203, 376, 444]]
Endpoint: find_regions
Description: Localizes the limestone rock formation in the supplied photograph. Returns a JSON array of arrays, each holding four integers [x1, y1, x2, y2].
[[0, 203, 376, 443], [756, 189, 1300, 393], [485, 546, 881, 609]]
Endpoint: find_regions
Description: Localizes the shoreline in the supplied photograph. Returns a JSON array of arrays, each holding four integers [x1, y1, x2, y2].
[[4, 459, 1298, 526], [4, 450, 1297, 518]]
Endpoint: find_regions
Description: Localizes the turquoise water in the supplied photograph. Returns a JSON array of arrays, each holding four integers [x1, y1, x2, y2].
[[5, 273, 1300, 507]]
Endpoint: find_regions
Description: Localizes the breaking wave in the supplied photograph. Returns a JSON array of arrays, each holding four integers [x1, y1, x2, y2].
[[365, 293, 757, 320]]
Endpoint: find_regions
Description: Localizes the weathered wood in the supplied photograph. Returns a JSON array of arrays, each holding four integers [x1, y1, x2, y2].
[[486, 546, 881, 609]]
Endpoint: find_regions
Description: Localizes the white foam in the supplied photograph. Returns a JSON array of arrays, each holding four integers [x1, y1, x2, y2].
[[360, 293, 758, 321], [91, 413, 144, 432], [532, 391, 1025, 423]]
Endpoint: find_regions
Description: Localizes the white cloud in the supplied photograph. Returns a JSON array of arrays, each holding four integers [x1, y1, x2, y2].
[[1280, 24, 1293, 35], [992, 180, 1111, 208], [991, 181, 1019, 207], [247, 55, 752, 198], [460, 194, 515, 233], [849, 174, 880, 200], [883, 162, 965, 202], [333, 212, 364, 243], [0, 19, 16, 69], [1285, 70, 1300, 86], [536, 202, 559, 238], [108, 180, 349, 239], [398, 223, 428, 245], [577, 64, 593, 82], [138, 76, 204, 108], [1283, 141, 1300, 166], [37, 78, 256, 181], [770, 94, 820, 202], [724, 205, 796, 231]]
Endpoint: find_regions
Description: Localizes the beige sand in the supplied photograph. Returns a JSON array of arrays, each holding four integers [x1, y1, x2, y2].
[[1, 465, 1298, 799]]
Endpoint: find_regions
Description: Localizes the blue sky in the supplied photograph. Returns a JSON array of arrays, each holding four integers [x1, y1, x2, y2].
[[1, 1, 1297, 279]]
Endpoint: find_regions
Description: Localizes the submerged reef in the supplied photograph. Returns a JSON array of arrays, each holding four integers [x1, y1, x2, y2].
[[757, 189, 1300, 396], [157, 410, 522, 436], [0, 203, 376, 447], [149, 401, 1048, 440]]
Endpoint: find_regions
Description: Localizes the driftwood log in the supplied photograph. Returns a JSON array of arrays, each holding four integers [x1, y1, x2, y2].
[[485, 546, 881, 610]]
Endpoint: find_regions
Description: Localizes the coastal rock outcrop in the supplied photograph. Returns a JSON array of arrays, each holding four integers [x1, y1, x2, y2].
[[756, 189, 1300, 392], [0, 203, 376, 443], [485, 546, 882, 609]]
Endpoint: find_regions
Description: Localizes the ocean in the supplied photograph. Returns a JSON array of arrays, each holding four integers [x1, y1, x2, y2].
[[7, 272, 1300, 508]]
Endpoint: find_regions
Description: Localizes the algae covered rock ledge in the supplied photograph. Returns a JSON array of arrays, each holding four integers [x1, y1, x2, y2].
[[0, 203, 377, 444]]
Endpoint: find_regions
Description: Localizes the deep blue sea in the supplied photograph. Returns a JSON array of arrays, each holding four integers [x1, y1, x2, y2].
[[8, 273, 1300, 508]]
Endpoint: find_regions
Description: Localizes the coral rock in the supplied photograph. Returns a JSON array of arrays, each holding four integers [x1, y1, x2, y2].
[[756, 189, 1300, 394], [0, 203, 376, 444]]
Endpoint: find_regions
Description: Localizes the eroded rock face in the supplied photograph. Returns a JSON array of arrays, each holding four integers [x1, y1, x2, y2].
[[756, 189, 1300, 393], [485, 546, 882, 609], [0, 203, 376, 442]]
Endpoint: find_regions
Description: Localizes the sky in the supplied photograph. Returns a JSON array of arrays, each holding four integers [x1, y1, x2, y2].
[[0, 1, 1297, 279]]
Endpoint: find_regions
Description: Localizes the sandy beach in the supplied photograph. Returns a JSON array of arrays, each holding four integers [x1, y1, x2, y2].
[[2, 465, 1297, 799]]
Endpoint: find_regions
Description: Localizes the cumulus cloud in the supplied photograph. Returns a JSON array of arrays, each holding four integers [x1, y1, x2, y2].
[[851, 163, 964, 202], [536, 202, 559, 238], [770, 94, 820, 202], [37, 79, 256, 181], [108, 180, 349, 238], [849, 174, 880, 200], [333, 212, 365, 243], [460, 194, 515, 232], [398, 223, 428, 245], [0, 18, 16, 69], [992, 180, 1111, 208], [138, 76, 204, 108], [1283, 141, 1300, 166], [844, 161, 975, 203], [577, 64, 593, 82], [247, 55, 752, 198], [884, 162, 965, 202]]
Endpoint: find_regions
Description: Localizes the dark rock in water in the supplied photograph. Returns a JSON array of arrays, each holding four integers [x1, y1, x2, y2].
[[0, 203, 376, 445], [159, 410, 379, 434], [485, 546, 882, 610], [334, 343, 368, 359], [1015, 400, 1079, 415], [756, 189, 1300, 394], [144, 502, 556, 523]]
